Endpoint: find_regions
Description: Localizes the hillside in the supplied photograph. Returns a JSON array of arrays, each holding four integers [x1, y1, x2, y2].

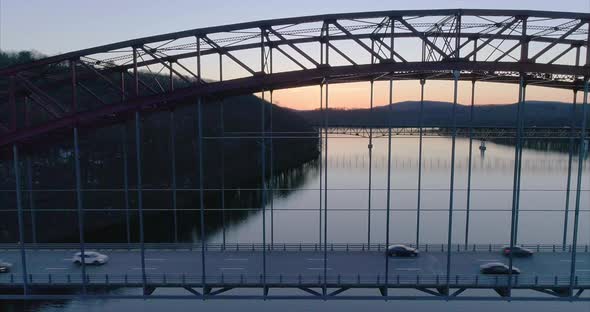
[[296, 100, 588, 127]]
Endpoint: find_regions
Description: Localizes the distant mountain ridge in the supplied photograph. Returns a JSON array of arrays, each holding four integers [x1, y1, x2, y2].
[[295, 100, 589, 127]]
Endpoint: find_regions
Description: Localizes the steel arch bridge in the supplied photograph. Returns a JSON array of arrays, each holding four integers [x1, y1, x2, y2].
[[1, 8, 590, 146], [1, 9, 590, 302]]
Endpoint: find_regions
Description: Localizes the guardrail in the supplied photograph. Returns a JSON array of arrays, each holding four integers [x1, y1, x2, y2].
[[0, 243, 588, 253], [0, 273, 588, 289]]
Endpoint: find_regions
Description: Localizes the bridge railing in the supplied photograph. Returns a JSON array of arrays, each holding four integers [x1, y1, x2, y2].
[[0, 273, 588, 288], [0, 243, 587, 253]]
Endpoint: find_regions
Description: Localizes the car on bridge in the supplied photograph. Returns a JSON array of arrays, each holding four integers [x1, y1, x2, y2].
[[72, 251, 109, 265], [0, 260, 12, 273], [387, 244, 419, 257], [480, 262, 521, 275], [502, 246, 534, 258]]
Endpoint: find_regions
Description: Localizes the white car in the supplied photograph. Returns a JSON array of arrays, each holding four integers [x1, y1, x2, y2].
[[0, 260, 12, 273], [72, 251, 109, 265]]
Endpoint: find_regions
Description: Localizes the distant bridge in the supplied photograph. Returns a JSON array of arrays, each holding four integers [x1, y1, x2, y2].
[[324, 126, 585, 139], [222, 126, 586, 139]]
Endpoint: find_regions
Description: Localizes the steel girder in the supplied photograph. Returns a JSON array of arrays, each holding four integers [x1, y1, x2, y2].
[[1, 9, 590, 147]]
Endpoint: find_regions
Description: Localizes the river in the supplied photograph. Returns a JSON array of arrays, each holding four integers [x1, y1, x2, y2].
[[4, 134, 590, 311]]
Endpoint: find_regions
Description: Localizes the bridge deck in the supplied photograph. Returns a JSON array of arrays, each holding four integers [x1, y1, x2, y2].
[[1, 246, 589, 296]]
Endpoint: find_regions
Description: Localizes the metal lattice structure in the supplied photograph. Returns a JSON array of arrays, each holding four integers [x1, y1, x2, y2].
[[1, 9, 590, 145], [0, 9, 589, 302]]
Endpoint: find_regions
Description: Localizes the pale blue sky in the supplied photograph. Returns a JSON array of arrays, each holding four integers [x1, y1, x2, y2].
[[1, 0, 588, 107], [1, 0, 589, 55]]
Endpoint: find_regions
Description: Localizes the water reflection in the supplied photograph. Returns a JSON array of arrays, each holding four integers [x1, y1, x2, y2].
[[4, 134, 590, 312], [214, 135, 589, 245]]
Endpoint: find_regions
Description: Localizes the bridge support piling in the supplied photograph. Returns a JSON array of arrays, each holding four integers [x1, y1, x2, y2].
[[322, 23, 331, 300], [445, 70, 460, 293], [323, 78, 329, 298], [508, 74, 526, 296], [367, 80, 374, 247], [465, 80, 475, 248], [569, 76, 589, 297], [119, 72, 131, 245], [25, 155, 36, 245], [12, 144, 28, 296], [514, 83, 527, 244], [170, 110, 178, 244], [195, 36, 207, 298], [269, 90, 274, 249], [121, 126, 131, 245], [562, 90, 576, 250], [261, 87, 267, 298], [197, 95, 207, 296], [73, 127, 87, 294], [319, 83, 323, 248], [169, 63, 178, 244], [134, 111, 147, 294], [416, 78, 425, 247], [220, 98, 226, 249], [23, 97, 37, 247], [563, 47, 581, 249], [132, 46, 147, 294], [384, 17, 395, 298]]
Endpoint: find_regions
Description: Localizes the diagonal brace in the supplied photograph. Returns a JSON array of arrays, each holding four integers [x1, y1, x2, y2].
[[27, 93, 62, 119], [183, 286, 202, 296], [79, 61, 128, 97], [264, 33, 307, 70], [463, 18, 519, 60], [416, 287, 444, 296], [397, 18, 449, 60], [332, 21, 385, 62], [326, 42, 357, 65], [15, 74, 67, 113], [298, 287, 322, 296], [208, 287, 233, 296], [531, 21, 586, 61], [328, 287, 350, 296], [493, 42, 521, 62], [373, 38, 408, 63], [140, 47, 193, 85], [202, 36, 257, 75], [267, 27, 320, 67]]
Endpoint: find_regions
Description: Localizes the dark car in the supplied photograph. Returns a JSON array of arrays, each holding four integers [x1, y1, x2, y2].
[[387, 244, 419, 257], [480, 262, 521, 275], [0, 260, 12, 273], [502, 246, 534, 258]]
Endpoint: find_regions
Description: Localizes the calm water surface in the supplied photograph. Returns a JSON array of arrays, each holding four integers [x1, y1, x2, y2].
[[6, 135, 590, 311]]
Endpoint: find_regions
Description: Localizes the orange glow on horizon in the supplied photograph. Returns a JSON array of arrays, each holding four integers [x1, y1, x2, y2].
[[263, 80, 575, 110]]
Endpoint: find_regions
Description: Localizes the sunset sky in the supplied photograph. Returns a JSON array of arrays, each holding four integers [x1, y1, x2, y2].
[[0, 0, 586, 109]]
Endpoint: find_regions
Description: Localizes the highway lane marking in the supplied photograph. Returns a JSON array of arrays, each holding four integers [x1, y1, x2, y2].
[[224, 258, 248, 261], [307, 268, 332, 270], [220, 267, 245, 270], [131, 267, 157, 270]]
